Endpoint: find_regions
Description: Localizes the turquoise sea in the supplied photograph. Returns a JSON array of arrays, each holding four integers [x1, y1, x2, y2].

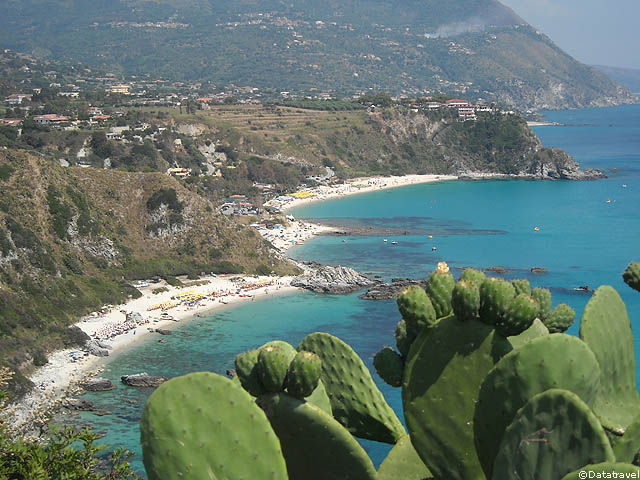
[[72, 105, 640, 475]]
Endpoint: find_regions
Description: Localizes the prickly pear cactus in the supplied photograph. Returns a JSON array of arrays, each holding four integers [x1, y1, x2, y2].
[[561, 463, 640, 480], [613, 415, 640, 463], [258, 346, 292, 393], [531, 287, 552, 321], [299, 332, 405, 444], [141, 372, 288, 480], [373, 346, 404, 387], [286, 351, 322, 399], [260, 340, 298, 362], [494, 293, 538, 337], [425, 269, 455, 319], [492, 389, 615, 480], [506, 318, 548, 350], [459, 268, 486, 286], [478, 277, 515, 326], [545, 303, 576, 333], [580, 286, 640, 434], [235, 349, 266, 397], [511, 278, 531, 296], [451, 280, 480, 322], [403, 316, 511, 480], [623, 261, 640, 292], [377, 435, 432, 480], [397, 285, 437, 332], [257, 392, 377, 480], [395, 319, 416, 358], [474, 334, 601, 479]]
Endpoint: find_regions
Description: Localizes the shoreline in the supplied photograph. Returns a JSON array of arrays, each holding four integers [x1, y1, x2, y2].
[[4, 173, 456, 435]]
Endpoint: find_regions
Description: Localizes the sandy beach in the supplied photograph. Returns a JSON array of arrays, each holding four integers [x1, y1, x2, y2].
[[4, 173, 455, 435]]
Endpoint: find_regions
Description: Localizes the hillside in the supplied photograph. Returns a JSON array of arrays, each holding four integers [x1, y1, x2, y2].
[[0, 149, 298, 396], [594, 65, 640, 94], [0, 0, 635, 109]]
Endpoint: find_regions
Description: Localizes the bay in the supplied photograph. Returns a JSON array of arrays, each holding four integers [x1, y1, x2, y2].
[[73, 105, 640, 475]]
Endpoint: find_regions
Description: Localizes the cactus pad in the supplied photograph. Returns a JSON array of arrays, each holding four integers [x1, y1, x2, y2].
[[451, 280, 480, 322], [531, 287, 552, 321], [580, 285, 640, 434], [494, 293, 538, 337], [545, 303, 576, 333], [474, 333, 601, 479], [478, 277, 515, 326], [258, 346, 292, 393], [141, 372, 288, 480], [305, 379, 333, 415], [235, 349, 266, 397], [397, 285, 437, 332], [373, 346, 404, 387], [257, 392, 377, 480], [492, 389, 614, 480], [613, 415, 640, 463], [425, 271, 455, 319], [403, 316, 511, 480], [511, 278, 531, 296], [286, 351, 322, 399], [506, 318, 548, 350], [561, 463, 640, 480], [459, 268, 486, 286], [395, 319, 416, 358], [299, 332, 405, 444], [377, 435, 433, 480], [623, 261, 640, 292], [260, 340, 298, 362]]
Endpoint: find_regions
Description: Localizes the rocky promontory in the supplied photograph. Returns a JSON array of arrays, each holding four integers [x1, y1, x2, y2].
[[291, 262, 378, 294], [121, 373, 167, 388]]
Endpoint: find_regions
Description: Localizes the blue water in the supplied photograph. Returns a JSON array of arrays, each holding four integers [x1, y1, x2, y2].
[[72, 105, 640, 475]]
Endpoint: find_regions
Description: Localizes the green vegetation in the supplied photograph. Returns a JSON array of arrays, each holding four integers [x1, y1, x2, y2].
[[139, 262, 640, 479], [0, 150, 298, 398]]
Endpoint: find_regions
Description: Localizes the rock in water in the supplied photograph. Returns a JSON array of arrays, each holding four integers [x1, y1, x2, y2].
[[291, 262, 377, 294], [81, 377, 115, 391], [121, 373, 167, 388]]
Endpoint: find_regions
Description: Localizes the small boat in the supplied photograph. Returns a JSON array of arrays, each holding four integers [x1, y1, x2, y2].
[[159, 312, 174, 321], [606, 199, 612, 204], [432, 246, 437, 251], [622, 184, 627, 188], [428, 235, 433, 239], [534, 227, 540, 231], [383, 239, 388, 243], [391, 241, 398, 245]]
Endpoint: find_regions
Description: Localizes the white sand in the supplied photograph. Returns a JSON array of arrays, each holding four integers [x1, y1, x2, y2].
[[4, 173, 456, 434]]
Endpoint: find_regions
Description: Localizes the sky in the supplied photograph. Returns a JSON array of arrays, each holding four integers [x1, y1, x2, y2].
[[499, 0, 640, 70]]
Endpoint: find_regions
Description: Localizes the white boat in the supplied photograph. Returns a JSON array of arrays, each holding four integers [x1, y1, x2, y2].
[[391, 241, 398, 245], [383, 239, 388, 243]]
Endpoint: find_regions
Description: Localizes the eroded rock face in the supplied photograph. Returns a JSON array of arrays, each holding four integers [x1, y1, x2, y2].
[[84, 339, 110, 357], [291, 262, 377, 294], [360, 278, 429, 300], [121, 373, 167, 388]]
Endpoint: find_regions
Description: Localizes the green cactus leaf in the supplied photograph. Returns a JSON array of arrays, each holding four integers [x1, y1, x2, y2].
[[494, 293, 538, 337], [425, 271, 455, 319], [474, 334, 601, 479], [305, 379, 333, 415], [299, 332, 405, 444], [258, 345, 292, 393], [614, 416, 640, 463], [260, 340, 298, 362], [492, 389, 614, 480], [507, 318, 549, 350], [378, 435, 433, 480], [623, 261, 640, 292], [478, 277, 515, 326], [403, 316, 511, 480], [511, 278, 531, 296], [257, 392, 377, 480], [531, 287, 552, 321], [580, 285, 640, 434], [395, 319, 416, 358], [397, 285, 437, 332], [374, 346, 404, 388], [545, 303, 576, 333], [561, 463, 640, 480], [235, 349, 266, 397], [459, 268, 486, 287], [141, 372, 288, 480], [451, 280, 480, 322], [286, 351, 322, 399]]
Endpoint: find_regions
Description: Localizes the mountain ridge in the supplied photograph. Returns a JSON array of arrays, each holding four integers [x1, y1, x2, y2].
[[0, 0, 635, 110]]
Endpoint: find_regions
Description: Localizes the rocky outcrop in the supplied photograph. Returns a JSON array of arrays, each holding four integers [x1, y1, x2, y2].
[[121, 373, 167, 388], [522, 147, 605, 180], [360, 278, 429, 300], [84, 339, 111, 357], [156, 328, 172, 335], [63, 398, 96, 411], [291, 262, 378, 294], [80, 377, 115, 391]]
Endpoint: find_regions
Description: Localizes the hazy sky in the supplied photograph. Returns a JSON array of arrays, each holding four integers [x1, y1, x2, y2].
[[499, 0, 640, 70]]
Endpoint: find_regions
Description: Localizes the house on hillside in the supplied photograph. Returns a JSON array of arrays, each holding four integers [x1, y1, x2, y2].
[[5, 93, 33, 105], [33, 114, 69, 125], [109, 84, 130, 94], [446, 99, 470, 108]]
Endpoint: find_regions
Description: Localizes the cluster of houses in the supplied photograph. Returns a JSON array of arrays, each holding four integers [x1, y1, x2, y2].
[[409, 98, 497, 121], [220, 195, 261, 216]]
